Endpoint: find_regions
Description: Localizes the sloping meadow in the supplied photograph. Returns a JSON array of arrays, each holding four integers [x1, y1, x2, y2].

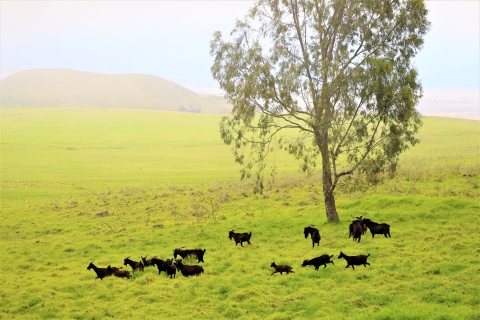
[[1, 109, 479, 319], [2, 186, 479, 319]]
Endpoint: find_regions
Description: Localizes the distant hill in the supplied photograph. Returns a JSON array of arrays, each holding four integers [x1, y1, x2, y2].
[[0, 69, 232, 114]]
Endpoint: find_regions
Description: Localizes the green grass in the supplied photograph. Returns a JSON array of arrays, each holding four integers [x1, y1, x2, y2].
[[1, 108, 479, 319]]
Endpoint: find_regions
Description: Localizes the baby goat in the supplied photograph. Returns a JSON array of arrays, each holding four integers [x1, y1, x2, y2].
[[270, 262, 294, 275], [107, 265, 131, 279], [301, 254, 334, 270], [338, 252, 370, 270]]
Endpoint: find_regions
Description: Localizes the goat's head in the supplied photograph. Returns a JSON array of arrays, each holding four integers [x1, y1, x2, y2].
[[338, 252, 346, 259], [228, 230, 235, 240]]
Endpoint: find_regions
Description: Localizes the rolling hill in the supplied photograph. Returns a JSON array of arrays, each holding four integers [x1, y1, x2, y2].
[[0, 69, 231, 113]]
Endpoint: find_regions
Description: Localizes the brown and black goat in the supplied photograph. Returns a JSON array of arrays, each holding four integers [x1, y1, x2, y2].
[[123, 257, 144, 272], [175, 259, 204, 277], [338, 252, 370, 270], [173, 248, 206, 263], [270, 262, 294, 275], [303, 225, 321, 248], [107, 265, 132, 279], [351, 220, 363, 243], [151, 257, 168, 275], [163, 259, 177, 279], [362, 218, 391, 238], [301, 254, 334, 270], [349, 216, 367, 238], [141, 256, 156, 268], [228, 230, 252, 246], [87, 262, 111, 280]]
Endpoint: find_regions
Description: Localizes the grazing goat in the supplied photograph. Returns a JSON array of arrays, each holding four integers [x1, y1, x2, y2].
[[173, 248, 206, 263], [87, 262, 111, 280], [338, 252, 370, 270], [107, 265, 131, 279], [270, 262, 294, 275], [123, 257, 144, 272], [362, 218, 391, 238], [228, 230, 252, 246], [163, 259, 177, 279], [303, 225, 321, 248], [351, 220, 363, 243], [301, 254, 334, 270], [349, 216, 367, 238], [151, 257, 168, 275], [175, 259, 204, 277], [141, 256, 156, 268]]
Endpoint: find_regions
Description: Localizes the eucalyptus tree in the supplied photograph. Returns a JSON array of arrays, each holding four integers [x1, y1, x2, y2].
[[211, 0, 430, 222]]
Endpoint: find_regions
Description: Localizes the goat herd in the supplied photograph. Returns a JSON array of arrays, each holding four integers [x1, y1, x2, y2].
[[86, 216, 391, 280]]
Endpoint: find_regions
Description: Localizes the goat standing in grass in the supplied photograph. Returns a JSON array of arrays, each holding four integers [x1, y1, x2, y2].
[[270, 262, 294, 275], [123, 257, 144, 272], [349, 216, 367, 238], [175, 259, 204, 277], [338, 252, 370, 270], [303, 225, 321, 247], [173, 248, 206, 263], [351, 220, 363, 243], [228, 230, 252, 246], [363, 218, 391, 238], [141, 256, 156, 268]]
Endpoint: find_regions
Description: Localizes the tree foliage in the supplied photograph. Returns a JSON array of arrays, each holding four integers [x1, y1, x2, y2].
[[211, 0, 430, 221]]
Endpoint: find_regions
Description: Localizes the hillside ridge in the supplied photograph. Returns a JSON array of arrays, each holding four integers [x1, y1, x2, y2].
[[0, 69, 231, 114]]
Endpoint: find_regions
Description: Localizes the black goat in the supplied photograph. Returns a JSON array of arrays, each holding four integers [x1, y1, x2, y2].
[[270, 262, 294, 275], [362, 218, 391, 238], [175, 259, 204, 277], [351, 220, 363, 243], [303, 225, 321, 247], [173, 248, 206, 263], [87, 262, 111, 280], [228, 230, 252, 246], [141, 256, 156, 267], [107, 265, 131, 279], [349, 216, 367, 238], [151, 257, 168, 275], [163, 259, 177, 279], [301, 254, 334, 270], [123, 257, 144, 272], [338, 252, 370, 270]]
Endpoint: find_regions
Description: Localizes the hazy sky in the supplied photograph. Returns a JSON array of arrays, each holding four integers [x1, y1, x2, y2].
[[1, 1, 479, 118]]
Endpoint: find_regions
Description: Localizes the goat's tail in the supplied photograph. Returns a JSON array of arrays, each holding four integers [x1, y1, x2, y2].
[[366, 253, 370, 258], [249, 232, 252, 236]]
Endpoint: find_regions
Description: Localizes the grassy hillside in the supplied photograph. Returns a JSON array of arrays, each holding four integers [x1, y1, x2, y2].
[[0, 69, 231, 113], [1, 109, 479, 319]]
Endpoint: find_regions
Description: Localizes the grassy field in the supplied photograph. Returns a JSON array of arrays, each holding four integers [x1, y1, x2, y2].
[[1, 108, 479, 319]]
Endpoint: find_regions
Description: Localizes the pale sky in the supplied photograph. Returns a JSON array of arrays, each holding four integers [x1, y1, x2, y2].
[[1, 1, 479, 118]]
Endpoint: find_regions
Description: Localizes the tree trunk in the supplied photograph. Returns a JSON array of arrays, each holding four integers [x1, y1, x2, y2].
[[316, 129, 340, 222], [323, 180, 339, 222]]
